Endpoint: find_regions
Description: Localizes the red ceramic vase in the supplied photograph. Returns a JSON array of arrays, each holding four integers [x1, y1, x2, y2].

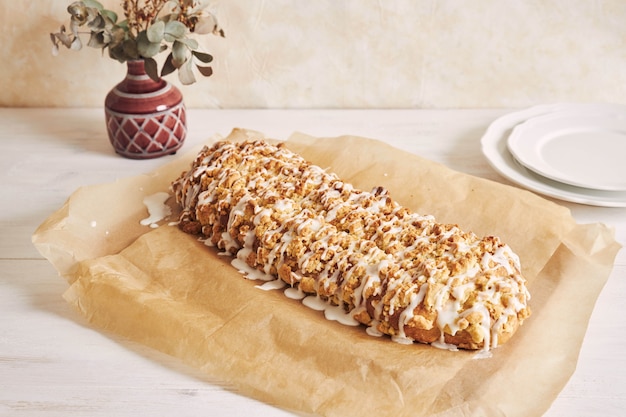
[[105, 60, 187, 159]]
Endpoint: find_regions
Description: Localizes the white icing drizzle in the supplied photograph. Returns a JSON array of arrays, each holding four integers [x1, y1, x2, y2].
[[366, 322, 384, 337], [231, 256, 274, 282], [256, 279, 287, 291], [324, 305, 360, 326], [171, 139, 531, 352], [302, 295, 327, 311], [284, 286, 306, 300], [140, 191, 172, 228]]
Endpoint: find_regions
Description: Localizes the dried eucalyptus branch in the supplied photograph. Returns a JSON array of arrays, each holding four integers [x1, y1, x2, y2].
[[50, 0, 225, 85]]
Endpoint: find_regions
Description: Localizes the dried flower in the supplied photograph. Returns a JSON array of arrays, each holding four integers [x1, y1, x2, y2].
[[50, 0, 225, 84]]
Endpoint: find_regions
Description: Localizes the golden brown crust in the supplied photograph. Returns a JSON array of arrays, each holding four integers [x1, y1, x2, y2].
[[171, 139, 531, 351]]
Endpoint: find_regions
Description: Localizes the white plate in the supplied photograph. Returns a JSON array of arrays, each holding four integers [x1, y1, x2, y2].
[[507, 110, 626, 191], [481, 103, 626, 207]]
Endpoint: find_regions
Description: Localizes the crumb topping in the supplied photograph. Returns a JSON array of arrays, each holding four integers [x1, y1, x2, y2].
[[171, 139, 531, 351]]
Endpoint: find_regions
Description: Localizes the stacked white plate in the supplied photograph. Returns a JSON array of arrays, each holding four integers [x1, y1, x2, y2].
[[481, 103, 626, 207]]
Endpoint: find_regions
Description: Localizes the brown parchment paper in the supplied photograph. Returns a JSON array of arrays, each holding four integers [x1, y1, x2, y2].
[[33, 129, 622, 417]]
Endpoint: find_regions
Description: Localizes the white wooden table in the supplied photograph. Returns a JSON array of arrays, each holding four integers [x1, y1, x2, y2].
[[1, 108, 624, 416]]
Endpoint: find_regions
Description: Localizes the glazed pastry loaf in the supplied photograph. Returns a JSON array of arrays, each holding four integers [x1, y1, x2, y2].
[[171, 139, 531, 351]]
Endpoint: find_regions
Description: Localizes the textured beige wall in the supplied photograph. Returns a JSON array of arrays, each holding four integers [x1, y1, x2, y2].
[[2, 0, 626, 108]]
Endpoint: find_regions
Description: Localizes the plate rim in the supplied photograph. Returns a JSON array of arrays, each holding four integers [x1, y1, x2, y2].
[[480, 102, 626, 207], [506, 109, 626, 191]]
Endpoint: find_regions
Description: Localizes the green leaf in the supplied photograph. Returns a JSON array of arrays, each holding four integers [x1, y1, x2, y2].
[[164, 21, 186, 40], [144, 58, 160, 82], [83, 0, 104, 10], [172, 40, 189, 67], [176, 37, 198, 50], [105, 37, 137, 62], [192, 51, 213, 63], [147, 20, 165, 43], [136, 31, 162, 58], [101, 9, 118, 24]]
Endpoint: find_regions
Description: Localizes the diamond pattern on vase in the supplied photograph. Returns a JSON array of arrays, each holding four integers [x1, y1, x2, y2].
[[105, 102, 187, 159]]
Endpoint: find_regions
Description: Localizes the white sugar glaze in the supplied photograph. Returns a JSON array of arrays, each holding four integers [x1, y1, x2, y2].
[[140, 191, 172, 228], [284, 287, 306, 300], [172, 140, 532, 352]]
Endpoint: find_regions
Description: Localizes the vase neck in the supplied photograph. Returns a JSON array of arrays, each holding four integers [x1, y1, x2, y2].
[[116, 60, 167, 94], [127, 60, 149, 77]]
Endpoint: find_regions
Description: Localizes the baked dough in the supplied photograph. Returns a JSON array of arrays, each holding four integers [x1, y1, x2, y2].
[[171, 139, 531, 351]]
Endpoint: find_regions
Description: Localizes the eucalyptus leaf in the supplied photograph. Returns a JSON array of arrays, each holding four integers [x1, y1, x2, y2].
[[109, 39, 132, 62], [136, 31, 162, 58], [122, 38, 139, 60], [192, 51, 213, 63], [67, 3, 88, 25], [108, 26, 126, 46], [147, 20, 165, 43], [87, 31, 106, 48], [196, 64, 213, 77], [178, 60, 196, 85], [193, 15, 217, 35], [50, 32, 62, 55], [164, 21, 187, 40], [161, 53, 177, 77], [176, 37, 199, 50], [100, 9, 118, 24], [108, 43, 125, 62], [69, 19, 81, 36], [172, 40, 189, 67], [83, 0, 104, 10], [144, 58, 160, 82], [51, 26, 74, 48], [87, 14, 105, 31], [51, 0, 223, 85], [70, 36, 82, 51], [85, 6, 101, 24]]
